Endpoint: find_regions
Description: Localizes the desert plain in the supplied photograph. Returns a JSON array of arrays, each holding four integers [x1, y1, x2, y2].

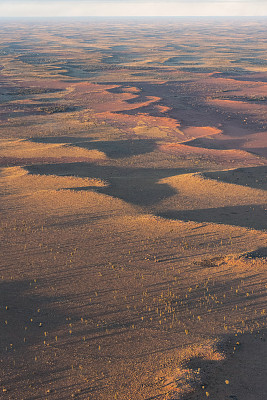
[[0, 17, 266, 400]]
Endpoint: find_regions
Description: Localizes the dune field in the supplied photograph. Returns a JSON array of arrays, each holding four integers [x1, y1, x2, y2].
[[0, 18, 266, 400]]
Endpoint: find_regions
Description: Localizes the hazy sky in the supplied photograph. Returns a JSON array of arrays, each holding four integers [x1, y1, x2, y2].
[[0, 0, 266, 17]]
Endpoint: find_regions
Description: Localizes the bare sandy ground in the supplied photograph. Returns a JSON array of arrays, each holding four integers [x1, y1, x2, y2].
[[0, 19, 267, 400], [1, 161, 266, 400]]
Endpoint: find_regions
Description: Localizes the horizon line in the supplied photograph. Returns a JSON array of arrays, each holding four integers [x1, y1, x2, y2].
[[1, 15, 267, 18]]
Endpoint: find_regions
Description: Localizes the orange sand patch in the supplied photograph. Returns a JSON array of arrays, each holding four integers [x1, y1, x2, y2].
[[55, 81, 184, 136], [65, 82, 160, 113], [3, 79, 182, 137], [207, 98, 267, 114], [204, 76, 258, 87], [181, 131, 267, 158], [155, 104, 171, 113], [121, 86, 140, 93], [212, 131, 267, 157], [226, 83, 267, 97], [62, 82, 182, 135], [182, 126, 222, 139], [241, 131, 267, 158], [96, 110, 180, 131], [241, 131, 267, 148]]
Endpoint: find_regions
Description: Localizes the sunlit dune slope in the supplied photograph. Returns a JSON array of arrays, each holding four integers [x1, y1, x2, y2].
[[1, 163, 267, 400], [0, 139, 107, 166]]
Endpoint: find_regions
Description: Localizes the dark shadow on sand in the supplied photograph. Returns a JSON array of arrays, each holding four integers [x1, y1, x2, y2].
[[0, 279, 68, 355], [30, 137, 158, 159], [203, 166, 267, 191], [0, 279, 108, 399], [181, 329, 267, 400], [183, 138, 267, 158], [158, 204, 267, 230], [184, 137, 247, 151], [245, 247, 267, 259], [24, 162, 195, 206]]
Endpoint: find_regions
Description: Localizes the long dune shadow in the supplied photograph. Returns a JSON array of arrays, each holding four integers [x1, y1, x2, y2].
[[0, 279, 68, 355], [25, 162, 193, 206], [158, 204, 267, 230], [0, 279, 110, 398], [184, 138, 267, 158], [30, 137, 158, 159], [184, 137, 247, 150], [203, 166, 267, 191], [75, 139, 157, 158], [0, 280, 65, 395]]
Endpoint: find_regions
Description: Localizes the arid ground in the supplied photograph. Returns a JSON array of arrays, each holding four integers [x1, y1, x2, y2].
[[0, 17, 266, 400]]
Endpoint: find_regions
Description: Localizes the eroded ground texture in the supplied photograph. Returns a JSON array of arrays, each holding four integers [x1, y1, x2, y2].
[[0, 17, 266, 400]]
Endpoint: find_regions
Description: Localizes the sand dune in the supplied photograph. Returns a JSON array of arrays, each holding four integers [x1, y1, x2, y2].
[[0, 139, 107, 167], [157, 170, 267, 209], [1, 167, 266, 399], [0, 18, 267, 400], [181, 126, 222, 139]]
